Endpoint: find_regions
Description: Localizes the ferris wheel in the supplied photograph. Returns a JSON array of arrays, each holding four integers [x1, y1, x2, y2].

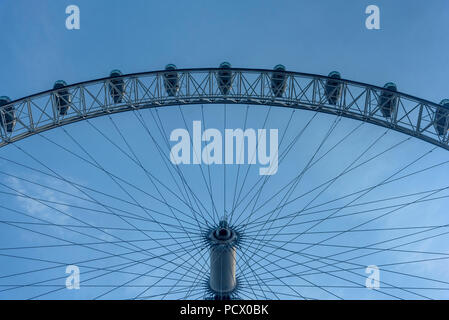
[[0, 63, 449, 300]]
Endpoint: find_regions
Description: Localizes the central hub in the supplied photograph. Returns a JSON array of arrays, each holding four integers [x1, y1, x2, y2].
[[207, 220, 238, 299], [216, 227, 231, 240]]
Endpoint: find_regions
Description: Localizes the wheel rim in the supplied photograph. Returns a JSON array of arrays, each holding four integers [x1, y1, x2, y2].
[[1, 68, 449, 300]]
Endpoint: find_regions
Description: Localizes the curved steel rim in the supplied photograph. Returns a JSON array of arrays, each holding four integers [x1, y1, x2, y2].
[[3, 68, 445, 107], [0, 67, 448, 149]]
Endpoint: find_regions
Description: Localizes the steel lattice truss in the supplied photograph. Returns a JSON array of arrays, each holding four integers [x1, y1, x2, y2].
[[1, 68, 448, 149]]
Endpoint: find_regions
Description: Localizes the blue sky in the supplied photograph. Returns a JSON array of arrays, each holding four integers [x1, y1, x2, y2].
[[1, 0, 449, 101], [0, 0, 449, 300]]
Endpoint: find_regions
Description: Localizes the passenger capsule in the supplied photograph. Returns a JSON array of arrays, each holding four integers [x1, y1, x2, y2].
[[324, 71, 342, 105], [53, 80, 72, 116], [0, 96, 16, 133], [218, 62, 232, 95], [434, 99, 449, 137], [378, 82, 398, 118], [271, 64, 287, 97], [163, 64, 179, 97], [109, 70, 125, 103]]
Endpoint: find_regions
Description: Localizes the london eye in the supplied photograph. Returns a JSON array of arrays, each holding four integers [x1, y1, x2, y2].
[[1, 64, 449, 299]]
